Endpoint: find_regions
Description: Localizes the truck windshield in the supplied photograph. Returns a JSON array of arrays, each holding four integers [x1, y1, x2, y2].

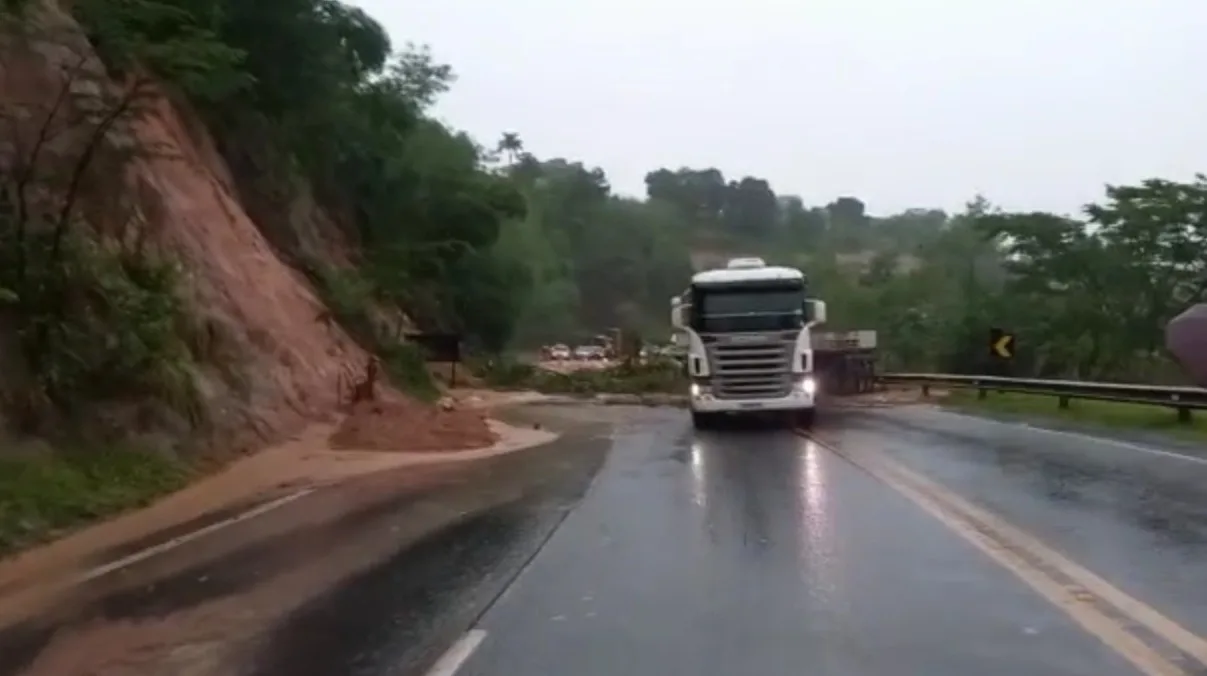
[[691, 287, 805, 333]]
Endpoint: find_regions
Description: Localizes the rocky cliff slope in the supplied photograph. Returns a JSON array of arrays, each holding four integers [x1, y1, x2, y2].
[[0, 1, 457, 459]]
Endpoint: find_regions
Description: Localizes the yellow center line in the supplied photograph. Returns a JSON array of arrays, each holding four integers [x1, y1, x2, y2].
[[800, 428, 1205, 676]]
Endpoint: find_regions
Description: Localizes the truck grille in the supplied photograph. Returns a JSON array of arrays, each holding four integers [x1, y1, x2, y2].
[[703, 333, 794, 399]]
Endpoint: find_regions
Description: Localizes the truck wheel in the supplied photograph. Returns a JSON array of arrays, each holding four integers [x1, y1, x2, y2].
[[796, 408, 816, 429], [691, 411, 716, 430]]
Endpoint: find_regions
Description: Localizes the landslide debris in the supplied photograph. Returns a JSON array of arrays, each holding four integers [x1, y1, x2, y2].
[[328, 398, 497, 452]]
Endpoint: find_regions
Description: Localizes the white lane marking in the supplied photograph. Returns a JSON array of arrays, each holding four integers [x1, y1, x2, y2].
[[928, 409, 1207, 466], [77, 488, 315, 583], [425, 629, 487, 676]]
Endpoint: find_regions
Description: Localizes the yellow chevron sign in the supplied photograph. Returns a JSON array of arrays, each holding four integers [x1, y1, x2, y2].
[[990, 330, 1015, 359]]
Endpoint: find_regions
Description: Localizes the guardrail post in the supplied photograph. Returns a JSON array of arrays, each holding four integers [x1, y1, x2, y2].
[[1178, 407, 1191, 424], [977, 387, 986, 400], [921, 384, 930, 397], [1058, 396, 1069, 409]]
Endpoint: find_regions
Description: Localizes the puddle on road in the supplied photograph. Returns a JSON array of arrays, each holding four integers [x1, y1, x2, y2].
[[245, 502, 543, 676]]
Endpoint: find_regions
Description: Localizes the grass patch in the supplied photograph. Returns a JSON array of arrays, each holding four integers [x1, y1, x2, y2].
[[941, 389, 1207, 441], [0, 444, 191, 555], [379, 342, 439, 402], [306, 263, 438, 400]]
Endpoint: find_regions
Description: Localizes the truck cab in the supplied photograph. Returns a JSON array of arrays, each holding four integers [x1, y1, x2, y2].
[[671, 257, 826, 429]]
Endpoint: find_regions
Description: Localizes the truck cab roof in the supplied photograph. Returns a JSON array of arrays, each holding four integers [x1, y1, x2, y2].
[[691, 265, 804, 286]]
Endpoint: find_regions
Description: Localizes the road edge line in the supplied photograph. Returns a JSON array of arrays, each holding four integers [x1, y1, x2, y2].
[[932, 408, 1207, 466], [871, 445, 1207, 667], [72, 428, 570, 587], [424, 629, 487, 676], [409, 430, 613, 676], [76, 488, 315, 583], [797, 428, 1193, 676]]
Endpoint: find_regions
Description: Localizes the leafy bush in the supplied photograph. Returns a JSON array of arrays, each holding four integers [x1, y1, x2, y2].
[[309, 264, 438, 398], [379, 342, 438, 401], [474, 358, 537, 389], [0, 442, 190, 553], [0, 227, 202, 431], [312, 265, 378, 339]]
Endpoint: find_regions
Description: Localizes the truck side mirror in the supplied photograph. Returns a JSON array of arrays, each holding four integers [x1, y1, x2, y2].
[[671, 298, 688, 328], [807, 299, 826, 325]]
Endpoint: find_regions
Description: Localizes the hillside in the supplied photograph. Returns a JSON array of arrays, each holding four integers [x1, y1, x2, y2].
[[0, 0, 518, 550], [0, 2, 354, 442]]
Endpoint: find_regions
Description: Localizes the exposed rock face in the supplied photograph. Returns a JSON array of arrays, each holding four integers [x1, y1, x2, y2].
[[0, 1, 500, 464], [0, 1, 367, 453], [133, 94, 369, 450], [1167, 303, 1207, 386]]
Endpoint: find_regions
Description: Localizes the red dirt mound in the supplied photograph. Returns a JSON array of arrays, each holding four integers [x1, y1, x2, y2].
[[328, 399, 498, 452]]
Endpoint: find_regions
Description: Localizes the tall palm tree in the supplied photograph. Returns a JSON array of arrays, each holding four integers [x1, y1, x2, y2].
[[496, 132, 523, 166]]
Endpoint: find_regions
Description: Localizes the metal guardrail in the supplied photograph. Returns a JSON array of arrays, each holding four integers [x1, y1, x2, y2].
[[878, 373, 1207, 424]]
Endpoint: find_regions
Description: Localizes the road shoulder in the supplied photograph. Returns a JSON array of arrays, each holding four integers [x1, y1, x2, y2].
[[0, 411, 557, 628], [0, 404, 623, 676]]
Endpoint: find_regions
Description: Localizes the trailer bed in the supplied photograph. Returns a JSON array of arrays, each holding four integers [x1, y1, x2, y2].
[[813, 330, 877, 395]]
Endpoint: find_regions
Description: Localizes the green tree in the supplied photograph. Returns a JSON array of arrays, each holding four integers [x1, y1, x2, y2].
[[496, 132, 523, 166]]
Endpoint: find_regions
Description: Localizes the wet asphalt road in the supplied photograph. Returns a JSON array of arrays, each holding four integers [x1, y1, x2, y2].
[[846, 407, 1207, 642], [8, 403, 1207, 675], [450, 408, 1141, 676]]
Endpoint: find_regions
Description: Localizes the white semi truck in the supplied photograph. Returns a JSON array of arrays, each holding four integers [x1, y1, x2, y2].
[[671, 257, 876, 430]]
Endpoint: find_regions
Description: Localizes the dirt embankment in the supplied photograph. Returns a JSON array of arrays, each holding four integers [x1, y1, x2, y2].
[[0, 1, 501, 457], [131, 84, 367, 453], [0, 1, 366, 454], [329, 396, 498, 452]]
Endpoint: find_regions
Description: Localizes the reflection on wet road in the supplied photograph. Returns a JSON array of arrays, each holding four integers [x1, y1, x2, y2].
[[451, 409, 1146, 676], [10, 403, 1207, 675]]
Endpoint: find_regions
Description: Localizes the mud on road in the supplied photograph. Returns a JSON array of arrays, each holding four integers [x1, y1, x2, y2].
[[0, 403, 620, 676]]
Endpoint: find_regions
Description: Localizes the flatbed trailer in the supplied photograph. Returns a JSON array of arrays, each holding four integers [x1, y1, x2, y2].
[[813, 330, 877, 396]]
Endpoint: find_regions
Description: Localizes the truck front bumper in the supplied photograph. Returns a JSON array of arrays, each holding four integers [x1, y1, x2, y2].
[[689, 387, 816, 413]]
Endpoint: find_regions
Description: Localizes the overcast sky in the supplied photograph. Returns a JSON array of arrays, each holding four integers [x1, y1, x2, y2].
[[350, 0, 1206, 215]]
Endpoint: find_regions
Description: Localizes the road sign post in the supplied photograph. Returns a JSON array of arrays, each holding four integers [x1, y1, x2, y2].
[[405, 333, 462, 385]]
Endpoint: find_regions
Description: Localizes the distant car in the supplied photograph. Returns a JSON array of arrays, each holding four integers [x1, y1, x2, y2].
[[550, 344, 571, 360], [573, 345, 608, 361], [584, 346, 607, 361]]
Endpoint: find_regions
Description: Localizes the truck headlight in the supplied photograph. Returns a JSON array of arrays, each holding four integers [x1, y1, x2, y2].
[[797, 376, 816, 394], [690, 382, 711, 397]]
